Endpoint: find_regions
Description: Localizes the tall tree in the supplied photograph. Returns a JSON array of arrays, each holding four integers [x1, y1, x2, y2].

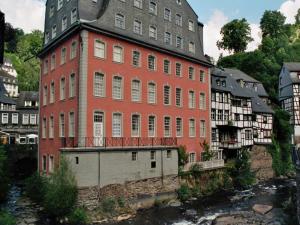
[[217, 18, 253, 54], [295, 9, 300, 25], [4, 23, 24, 53], [260, 11, 286, 39]]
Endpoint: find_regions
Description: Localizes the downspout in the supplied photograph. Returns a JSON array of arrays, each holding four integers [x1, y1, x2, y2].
[[161, 149, 164, 185], [37, 63, 42, 172]]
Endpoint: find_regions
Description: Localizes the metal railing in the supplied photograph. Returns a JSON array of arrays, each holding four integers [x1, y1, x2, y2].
[[61, 137, 178, 149]]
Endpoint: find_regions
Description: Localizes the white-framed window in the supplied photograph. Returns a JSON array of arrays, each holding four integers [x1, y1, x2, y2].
[[132, 152, 138, 161], [59, 113, 65, 137], [132, 50, 141, 67], [42, 117, 47, 138], [164, 8, 171, 21], [2, 113, 8, 124], [133, 0, 143, 8], [52, 25, 57, 38], [131, 79, 141, 102], [176, 0, 182, 5], [60, 77, 66, 100], [245, 129, 252, 140], [94, 40, 106, 58], [175, 14, 182, 26], [189, 90, 195, 108], [23, 114, 29, 125], [163, 59, 171, 74], [50, 82, 55, 103], [189, 66, 195, 80], [149, 1, 157, 14], [176, 63, 182, 76], [189, 119, 196, 137], [71, 8, 77, 24], [12, 113, 18, 124], [188, 20, 195, 32], [164, 116, 171, 137], [42, 155, 47, 172], [113, 46, 123, 63], [45, 32, 50, 44], [112, 113, 122, 137], [49, 156, 54, 173], [164, 85, 171, 105], [133, 20, 142, 35], [176, 117, 183, 137], [57, 0, 63, 10], [164, 32, 172, 45], [200, 120, 206, 137], [70, 41, 77, 59], [200, 70, 205, 83], [69, 112, 75, 137], [61, 47, 66, 64], [176, 36, 183, 49], [62, 16, 67, 31], [115, 13, 125, 29], [30, 114, 36, 125], [49, 116, 54, 138], [112, 76, 123, 100], [189, 42, 195, 53], [176, 88, 182, 107], [149, 25, 157, 39], [131, 114, 140, 137], [69, 73, 75, 98], [148, 115, 156, 137], [189, 152, 196, 163], [51, 54, 56, 70], [43, 85, 48, 106], [148, 55, 156, 70], [94, 72, 105, 97], [212, 128, 217, 142], [148, 82, 156, 104], [44, 59, 48, 74], [200, 93, 206, 110]]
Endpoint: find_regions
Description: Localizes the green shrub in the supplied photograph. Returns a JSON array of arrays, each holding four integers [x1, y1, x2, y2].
[[43, 157, 78, 218], [117, 197, 126, 208], [101, 197, 117, 213], [178, 146, 188, 168], [0, 146, 9, 202], [0, 211, 16, 225], [25, 173, 47, 203], [177, 184, 191, 202], [68, 208, 89, 225]]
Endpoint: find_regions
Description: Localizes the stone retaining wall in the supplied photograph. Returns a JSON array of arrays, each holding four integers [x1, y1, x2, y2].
[[78, 175, 179, 210], [250, 145, 274, 180]]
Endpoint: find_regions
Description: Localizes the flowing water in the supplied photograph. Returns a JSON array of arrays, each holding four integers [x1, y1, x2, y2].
[[1, 179, 296, 225]]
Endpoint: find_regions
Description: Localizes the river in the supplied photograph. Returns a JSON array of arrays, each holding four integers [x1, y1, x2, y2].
[[1, 179, 296, 225]]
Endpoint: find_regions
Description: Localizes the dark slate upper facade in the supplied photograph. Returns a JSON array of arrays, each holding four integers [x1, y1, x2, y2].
[[43, 0, 208, 64]]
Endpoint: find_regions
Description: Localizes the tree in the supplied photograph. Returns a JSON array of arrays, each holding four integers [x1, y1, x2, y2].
[[260, 11, 286, 39], [295, 9, 300, 25], [217, 18, 253, 54], [4, 23, 24, 53]]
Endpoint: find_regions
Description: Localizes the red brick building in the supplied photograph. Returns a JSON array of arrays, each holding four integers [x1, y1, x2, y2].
[[39, 0, 212, 174]]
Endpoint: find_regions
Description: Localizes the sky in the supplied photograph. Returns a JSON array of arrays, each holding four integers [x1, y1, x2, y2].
[[0, 0, 300, 60]]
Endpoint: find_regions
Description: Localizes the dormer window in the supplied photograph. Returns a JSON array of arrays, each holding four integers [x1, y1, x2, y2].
[[57, 0, 63, 11], [149, 26, 157, 39], [176, 36, 183, 49], [71, 8, 77, 24], [149, 2, 157, 15], [45, 32, 50, 44], [164, 8, 171, 21], [176, 0, 182, 5], [133, 20, 142, 35], [189, 42, 195, 53], [115, 13, 125, 29], [133, 0, 143, 9], [188, 20, 195, 32], [52, 25, 57, 38], [62, 16, 67, 31], [216, 79, 221, 86], [164, 32, 172, 45], [49, 5, 54, 18], [175, 14, 182, 26], [222, 81, 226, 87]]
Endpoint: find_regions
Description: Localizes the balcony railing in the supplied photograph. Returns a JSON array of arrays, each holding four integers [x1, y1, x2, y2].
[[61, 137, 178, 149]]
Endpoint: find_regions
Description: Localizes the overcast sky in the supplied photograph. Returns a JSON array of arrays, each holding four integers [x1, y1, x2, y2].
[[0, 0, 299, 60]]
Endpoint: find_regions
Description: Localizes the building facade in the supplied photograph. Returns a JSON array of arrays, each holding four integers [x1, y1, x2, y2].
[[0, 59, 18, 97], [39, 0, 212, 184], [279, 62, 300, 145], [211, 68, 273, 160]]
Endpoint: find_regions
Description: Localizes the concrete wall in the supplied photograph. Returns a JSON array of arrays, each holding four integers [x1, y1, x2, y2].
[[62, 147, 178, 188]]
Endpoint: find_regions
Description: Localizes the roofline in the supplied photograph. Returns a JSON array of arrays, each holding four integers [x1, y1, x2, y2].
[[39, 23, 213, 67]]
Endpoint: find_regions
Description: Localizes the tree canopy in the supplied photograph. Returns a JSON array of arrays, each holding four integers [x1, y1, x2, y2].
[[260, 10, 286, 39], [217, 18, 253, 54]]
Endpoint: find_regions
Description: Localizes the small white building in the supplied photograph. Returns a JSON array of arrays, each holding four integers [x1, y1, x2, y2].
[[0, 58, 18, 97]]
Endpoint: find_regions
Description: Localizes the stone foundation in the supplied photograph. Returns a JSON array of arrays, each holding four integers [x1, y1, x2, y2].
[[250, 145, 274, 181], [78, 175, 179, 210]]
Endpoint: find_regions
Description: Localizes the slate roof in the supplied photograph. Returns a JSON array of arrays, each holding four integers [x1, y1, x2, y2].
[[0, 79, 15, 105], [284, 62, 300, 72], [0, 69, 17, 80], [211, 68, 274, 114], [16, 91, 39, 108]]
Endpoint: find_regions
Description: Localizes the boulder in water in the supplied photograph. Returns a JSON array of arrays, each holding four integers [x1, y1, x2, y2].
[[252, 204, 273, 214]]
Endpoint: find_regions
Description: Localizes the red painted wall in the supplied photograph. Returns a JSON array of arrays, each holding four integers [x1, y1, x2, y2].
[[39, 30, 211, 173]]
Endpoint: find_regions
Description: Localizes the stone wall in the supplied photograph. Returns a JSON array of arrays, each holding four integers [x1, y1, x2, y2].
[[297, 167, 300, 224], [77, 175, 179, 210], [250, 145, 274, 181]]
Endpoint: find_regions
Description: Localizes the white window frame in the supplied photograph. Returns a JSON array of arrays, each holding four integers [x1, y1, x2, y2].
[[148, 115, 156, 137], [115, 13, 125, 29], [113, 46, 123, 63], [60, 77, 66, 100], [49, 116, 54, 139], [94, 72, 105, 97], [131, 79, 141, 102], [2, 113, 8, 124], [59, 113, 65, 137], [148, 82, 156, 104], [69, 112, 75, 138], [94, 40, 106, 59], [23, 114, 29, 125], [112, 76, 123, 100], [164, 116, 171, 137], [131, 114, 141, 137], [200, 120, 206, 137], [189, 118, 196, 137], [112, 113, 122, 137], [69, 73, 75, 98]]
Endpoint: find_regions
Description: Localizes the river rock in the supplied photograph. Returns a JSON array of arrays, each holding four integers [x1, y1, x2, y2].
[[252, 204, 273, 214], [168, 200, 182, 207], [117, 214, 132, 221], [185, 209, 197, 216]]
